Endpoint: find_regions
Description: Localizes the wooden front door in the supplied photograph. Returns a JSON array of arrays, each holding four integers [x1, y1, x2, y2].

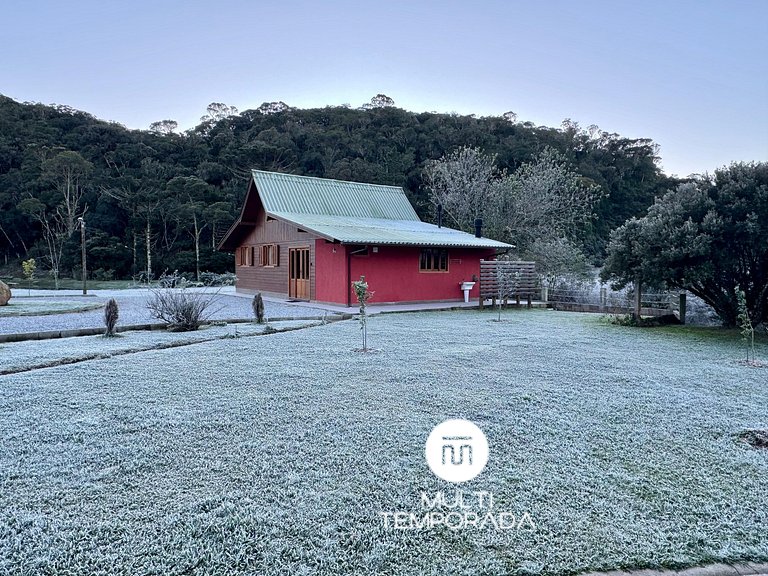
[[288, 247, 310, 300]]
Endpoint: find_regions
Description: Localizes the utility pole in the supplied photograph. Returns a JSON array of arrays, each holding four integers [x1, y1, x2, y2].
[[78, 217, 87, 295]]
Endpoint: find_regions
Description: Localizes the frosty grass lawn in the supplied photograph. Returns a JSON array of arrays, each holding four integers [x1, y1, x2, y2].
[[0, 309, 766, 575], [0, 299, 102, 317], [0, 320, 322, 375]]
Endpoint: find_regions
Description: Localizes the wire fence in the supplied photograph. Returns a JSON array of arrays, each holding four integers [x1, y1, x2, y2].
[[546, 286, 682, 317], [476, 259, 690, 321]]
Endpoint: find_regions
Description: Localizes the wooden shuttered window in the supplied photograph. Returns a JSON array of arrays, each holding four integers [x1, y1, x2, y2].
[[260, 244, 279, 267], [236, 246, 253, 266], [419, 248, 449, 272], [237, 246, 255, 266]]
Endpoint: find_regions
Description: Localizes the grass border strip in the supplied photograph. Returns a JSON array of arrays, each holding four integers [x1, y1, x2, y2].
[[0, 302, 103, 317], [0, 314, 351, 344]]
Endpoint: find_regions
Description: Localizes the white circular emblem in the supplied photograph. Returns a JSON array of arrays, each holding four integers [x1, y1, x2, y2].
[[425, 419, 489, 483]]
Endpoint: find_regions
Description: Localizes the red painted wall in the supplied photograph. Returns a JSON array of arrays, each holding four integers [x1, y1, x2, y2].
[[314, 240, 349, 303], [314, 242, 496, 304]]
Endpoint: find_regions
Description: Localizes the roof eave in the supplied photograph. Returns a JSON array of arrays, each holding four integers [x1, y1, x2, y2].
[[217, 218, 243, 252], [217, 178, 259, 252], [269, 212, 336, 241], [336, 239, 514, 249]]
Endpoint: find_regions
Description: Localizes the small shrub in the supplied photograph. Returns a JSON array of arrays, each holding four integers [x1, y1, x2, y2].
[[92, 268, 115, 281], [605, 313, 680, 328], [132, 271, 152, 285], [199, 272, 237, 286], [253, 293, 265, 324], [606, 313, 637, 326], [684, 294, 720, 326], [104, 298, 119, 337], [263, 323, 277, 334], [158, 270, 183, 288], [147, 288, 220, 331]]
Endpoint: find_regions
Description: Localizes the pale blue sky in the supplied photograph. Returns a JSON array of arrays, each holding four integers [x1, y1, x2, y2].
[[1, 0, 766, 177]]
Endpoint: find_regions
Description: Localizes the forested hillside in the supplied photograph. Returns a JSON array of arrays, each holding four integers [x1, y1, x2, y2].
[[0, 94, 674, 281]]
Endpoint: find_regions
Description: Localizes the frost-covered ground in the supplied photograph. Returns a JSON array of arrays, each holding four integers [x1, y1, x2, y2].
[[0, 289, 329, 334], [0, 320, 322, 375], [0, 299, 102, 317], [0, 309, 766, 575]]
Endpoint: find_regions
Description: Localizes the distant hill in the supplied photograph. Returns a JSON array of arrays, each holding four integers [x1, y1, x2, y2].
[[0, 94, 675, 278]]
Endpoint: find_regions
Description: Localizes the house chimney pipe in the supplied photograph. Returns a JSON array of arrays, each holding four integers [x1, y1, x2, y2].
[[474, 218, 483, 238], [437, 204, 443, 228]]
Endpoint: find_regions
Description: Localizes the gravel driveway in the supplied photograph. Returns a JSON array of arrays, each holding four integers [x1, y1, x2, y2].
[[0, 288, 331, 335]]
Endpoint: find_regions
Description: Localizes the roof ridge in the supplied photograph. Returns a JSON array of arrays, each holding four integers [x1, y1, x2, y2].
[[251, 169, 404, 191]]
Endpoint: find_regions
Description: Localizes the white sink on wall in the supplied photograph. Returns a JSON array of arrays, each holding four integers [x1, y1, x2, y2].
[[459, 281, 476, 303]]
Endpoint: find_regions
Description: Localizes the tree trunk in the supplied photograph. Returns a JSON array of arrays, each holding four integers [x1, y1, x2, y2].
[[633, 278, 642, 320], [194, 214, 201, 281], [145, 220, 152, 282]]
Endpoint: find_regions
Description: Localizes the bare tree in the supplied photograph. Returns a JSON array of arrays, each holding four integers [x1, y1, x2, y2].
[[40, 150, 92, 236], [101, 158, 169, 281], [424, 147, 603, 289], [17, 195, 71, 289], [502, 147, 603, 251], [41, 211, 68, 289], [424, 147, 501, 234], [167, 176, 211, 281], [494, 256, 521, 321]]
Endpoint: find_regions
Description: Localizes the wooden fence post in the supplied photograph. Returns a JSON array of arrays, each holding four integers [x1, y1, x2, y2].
[[633, 279, 642, 320], [679, 291, 687, 325]]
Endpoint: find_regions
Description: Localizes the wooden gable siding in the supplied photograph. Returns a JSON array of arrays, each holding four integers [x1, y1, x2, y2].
[[235, 205, 320, 299]]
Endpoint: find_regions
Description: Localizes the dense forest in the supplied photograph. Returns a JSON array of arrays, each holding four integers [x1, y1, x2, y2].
[[0, 94, 676, 281]]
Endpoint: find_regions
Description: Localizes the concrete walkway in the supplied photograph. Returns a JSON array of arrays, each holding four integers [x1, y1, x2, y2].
[[229, 290, 548, 316], [12, 286, 548, 316], [255, 295, 485, 315]]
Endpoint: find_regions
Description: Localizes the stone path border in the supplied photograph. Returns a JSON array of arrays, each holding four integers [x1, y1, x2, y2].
[[581, 563, 768, 576], [0, 314, 352, 344]]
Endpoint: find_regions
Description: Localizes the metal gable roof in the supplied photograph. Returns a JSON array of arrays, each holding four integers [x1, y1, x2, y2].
[[218, 170, 514, 251], [251, 170, 420, 220], [273, 212, 513, 248]]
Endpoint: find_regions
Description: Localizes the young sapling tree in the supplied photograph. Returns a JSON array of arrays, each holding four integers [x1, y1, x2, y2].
[[494, 258, 521, 321], [352, 276, 373, 350], [21, 258, 36, 295], [736, 285, 755, 363]]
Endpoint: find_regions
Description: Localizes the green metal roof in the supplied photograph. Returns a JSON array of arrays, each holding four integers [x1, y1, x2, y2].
[[218, 170, 514, 251], [274, 212, 513, 248], [252, 170, 420, 220]]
